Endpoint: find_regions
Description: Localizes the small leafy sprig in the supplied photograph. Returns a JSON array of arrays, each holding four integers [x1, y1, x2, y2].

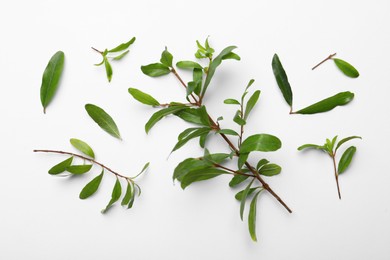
[[92, 37, 136, 82], [298, 136, 361, 199], [130, 38, 291, 242], [272, 54, 355, 114], [312, 53, 360, 78], [34, 138, 148, 212]]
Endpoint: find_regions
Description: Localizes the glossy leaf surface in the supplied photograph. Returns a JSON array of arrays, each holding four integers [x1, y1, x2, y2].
[[48, 157, 73, 175], [79, 170, 104, 199], [338, 146, 357, 174], [128, 88, 160, 106], [85, 104, 121, 139], [333, 58, 359, 78], [66, 165, 93, 174], [70, 138, 95, 158], [102, 178, 122, 213], [141, 63, 171, 77], [272, 54, 293, 107], [240, 134, 282, 153]]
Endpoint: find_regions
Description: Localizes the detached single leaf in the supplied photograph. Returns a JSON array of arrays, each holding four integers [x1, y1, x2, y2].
[[272, 54, 293, 107], [259, 164, 281, 176], [145, 106, 186, 133], [160, 48, 173, 67], [128, 88, 160, 106], [79, 170, 104, 199], [85, 104, 121, 139], [40, 51, 65, 113], [176, 61, 203, 70], [240, 134, 282, 153], [48, 157, 73, 175], [217, 129, 239, 136], [294, 91, 354, 115], [141, 63, 171, 77], [338, 146, 357, 174], [244, 90, 261, 120], [108, 37, 136, 53], [66, 164, 93, 174], [180, 168, 229, 189], [104, 57, 113, 82], [333, 58, 359, 78], [248, 190, 262, 242], [102, 178, 122, 213], [336, 136, 362, 151], [70, 138, 95, 158]]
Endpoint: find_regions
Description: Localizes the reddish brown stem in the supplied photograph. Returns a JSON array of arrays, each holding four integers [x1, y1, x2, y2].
[[171, 68, 200, 105], [331, 155, 342, 199], [91, 47, 103, 54], [312, 53, 336, 70]]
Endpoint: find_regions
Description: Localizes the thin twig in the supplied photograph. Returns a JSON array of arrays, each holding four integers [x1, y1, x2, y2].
[[91, 47, 103, 54], [331, 155, 342, 199], [312, 53, 336, 70]]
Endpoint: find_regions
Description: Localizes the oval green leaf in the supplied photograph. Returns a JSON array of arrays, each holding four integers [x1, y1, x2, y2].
[[66, 164, 93, 174], [240, 134, 282, 153], [235, 187, 259, 201], [70, 138, 95, 158], [160, 48, 173, 67], [294, 91, 354, 115], [333, 58, 359, 78], [104, 57, 113, 82], [180, 168, 229, 189], [338, 146, 357, 174], [141, 63, 171, 77], [229, 175, 249, 187], [40, 51, 65, 114], [128, 88, 160, 106], [79, 170, 104, 199], [85, 104, 121, 139], [48, 156, 73, 175], [145, 106, 186, 133], [259, 163, 281, 176], [224, 99, 240, 105], [272, 54, 293, 107]]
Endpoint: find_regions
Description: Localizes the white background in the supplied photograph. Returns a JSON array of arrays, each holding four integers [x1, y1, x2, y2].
[[1, 0, 389, 259]]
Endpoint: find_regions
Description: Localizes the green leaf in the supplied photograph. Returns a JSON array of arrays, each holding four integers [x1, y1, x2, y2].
[[272, 54, 293, 107], [199, 133, 208, 148], [141, 63, 171, 77], [172, 127, 211, 152], [338, 146, 357, 174], [244, 90, 261, 120], [235, 187, 258, 201], [176, 61, 203, 69], [112, 50, 129, 60], [249, 190, 262, 242], [160, 47, 173, 67], [145, 106, 186, 133], [294, 91, 354, 115], [108, 37, 136, 53], [121, 181, 134, 207], [222, 52, 240, 60], [229, 175, 249, 187], [70, 138, 95, 158], [259, 164, 281, 176], [333, 58, 359, 78], [336, 136, 362, 151], [240, 179, 254, 220], [104, 57, 113, 82], [217, 129, 239, 136], [297, 144, 325, 151], [238, 153, 249, 170], [128, 88, 160, 106], [48, 157, 73, 175], [173, 158, 209, 181], [180, 168, 229, 189], [66, 165, 93, 174], [256, 159, 269, 171], [233, 110, 246, 126], [224, 99, 240, 105], [240, 134, 282, 153], [102, 178, 122, 213], [40, 51, 65, 114], [202, 46, 238, 96], [79, 170, 104, 199], [174, 107, 211, 126], [85, 104, 121, 139]]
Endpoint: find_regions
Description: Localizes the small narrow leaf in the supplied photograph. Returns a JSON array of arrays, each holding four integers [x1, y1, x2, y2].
[[298, 144, 325, 151], [128, 88, 160, 106], [172, 127, 211, 152], [40, 51, 65, 113], [229, 175, 249, 187], [224, 99, 240, 105], [70, 138, 95, 158], [102, 178, 122, 213], [217, 129, 239, 136], [121, 181, 134, 206], [259, 164, 281, 176], [336, 136, 362, 151], [244, 90, 261, 120], [145, 106, 186, 133], [104, 57, 113, 82], [338, 146, 357, 174], [333, 58, 359, 78], [176, 61, 203, 69], [249, 190, 262, 242], [108, 37, 136, 53], [66, 165, 93, 174], [272, 54, 293, 107], [85, 104, 121, 139], [240, 134, 282, 153], [233, 110, 246, 126], [141, 63, 171, 77], [160, 48, 173, 67], [238, 153, 249, 170], [48, 157, 73, 175], [235, 187, 258, 201], [294, 91, 354, 115], [240, 179, 254, 220], [79, 170, 104, 199], [112, 50, 129, 60]]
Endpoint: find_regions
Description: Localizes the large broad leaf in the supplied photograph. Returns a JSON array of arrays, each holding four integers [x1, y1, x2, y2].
[[336, 136, 361, 151], [338, 146, 357, 174], [70, 138, 95, 158], [48, 157, 73, 175], [79, 170, 104, 199], [102, 178, 122, 213], [333, 58, 359, 78], [128, 88, 160, 106], [40, 51, 65, 113], [240, 134, 282, 153], [248, 190, 262, 242], [141, 63, 171, 77], [272, 54, 293, 107], [244, 90, 261, 120], [85, 104, 121, 139], [294, 91, 354, 115], [145, 106, 186, 133], [180, 168, 229, 189], [108, 37, 136, 52], [66, 165, 93, 174]]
